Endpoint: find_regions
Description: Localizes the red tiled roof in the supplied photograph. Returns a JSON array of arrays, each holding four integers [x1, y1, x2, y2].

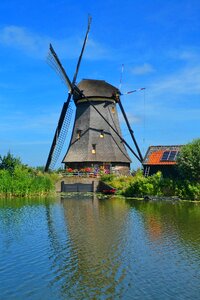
[[143, 145, 182, 166], [147, 150, 176, 165]]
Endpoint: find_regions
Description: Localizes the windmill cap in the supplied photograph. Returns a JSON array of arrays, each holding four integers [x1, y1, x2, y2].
[[73, 79, 120, 102]]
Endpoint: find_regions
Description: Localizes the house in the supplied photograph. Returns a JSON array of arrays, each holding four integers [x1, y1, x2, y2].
[[143, 145, 182, 177]]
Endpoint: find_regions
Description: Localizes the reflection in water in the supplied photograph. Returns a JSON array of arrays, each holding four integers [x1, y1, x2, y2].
[[1, 196, 200, 299], [146, 215, 163, 241], [49, 195, 132, 299], [128, 200, 200, 248]]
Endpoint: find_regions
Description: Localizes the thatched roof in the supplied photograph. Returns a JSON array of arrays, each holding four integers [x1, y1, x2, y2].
[[73, 79, 120, 102]]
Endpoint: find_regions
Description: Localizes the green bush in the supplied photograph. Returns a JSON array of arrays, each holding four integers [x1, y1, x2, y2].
[[174, 181, 200, 200], [124, 172, 163, 197], [177, 138, 200, 182], [101, 172, 200, 200]]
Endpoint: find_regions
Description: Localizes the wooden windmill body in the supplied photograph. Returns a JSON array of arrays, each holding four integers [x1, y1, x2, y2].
[[45, 17, 143, 174], [63, 79, 131, 174]]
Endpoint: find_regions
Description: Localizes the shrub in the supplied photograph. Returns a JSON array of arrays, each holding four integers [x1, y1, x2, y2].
[[124, 172, 163, 197], [101, 172, 200, 200], [177, 138, 200, 182]]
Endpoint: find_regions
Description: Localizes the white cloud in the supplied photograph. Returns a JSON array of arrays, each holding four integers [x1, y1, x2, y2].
[[84, 39, 111, 60], [178, 51, 198, 61], [121, 61, 200, 125], [150, 65, 200, 96], [0, 26, 48, 58], [0, 25, 111, 60], [169, 48, 200, 62], [131, 63, 155, 75]]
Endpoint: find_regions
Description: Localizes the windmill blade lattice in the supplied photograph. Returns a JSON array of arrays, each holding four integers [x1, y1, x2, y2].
[[47, 52, 68, 88], [49, 103, 73, 170], [45, 17, 92, 171], [47, 44, 73, 92]]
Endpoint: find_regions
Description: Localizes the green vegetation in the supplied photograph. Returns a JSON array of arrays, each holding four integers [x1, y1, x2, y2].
[[0, 152, 59, 198], [102, 139, 200, 200], [1, 138, 199, 199], [102, 171, 200, 201], [177, 138, 200, 182]]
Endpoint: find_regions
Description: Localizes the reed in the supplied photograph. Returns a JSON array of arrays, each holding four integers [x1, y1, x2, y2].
[[0, 152, 58, 198]]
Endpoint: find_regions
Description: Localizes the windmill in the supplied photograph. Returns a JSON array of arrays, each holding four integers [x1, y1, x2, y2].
[[45, 17, 143, 174]]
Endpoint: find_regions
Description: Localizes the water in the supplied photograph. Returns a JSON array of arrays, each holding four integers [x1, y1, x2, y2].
[[0, 195, 200, 300]]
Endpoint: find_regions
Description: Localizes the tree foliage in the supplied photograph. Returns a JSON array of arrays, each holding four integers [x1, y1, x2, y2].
[[0, 151, 21, 174], [177, 139, 200, 182]]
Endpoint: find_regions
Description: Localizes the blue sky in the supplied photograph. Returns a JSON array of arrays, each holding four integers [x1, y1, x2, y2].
[[0, 0, 199, 169]]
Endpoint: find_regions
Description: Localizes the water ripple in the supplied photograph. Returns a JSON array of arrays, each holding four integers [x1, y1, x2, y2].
[[1, 197, 200, 299]]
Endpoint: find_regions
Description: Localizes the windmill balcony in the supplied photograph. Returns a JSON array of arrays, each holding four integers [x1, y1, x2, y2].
[[63, 162, 130, 177]]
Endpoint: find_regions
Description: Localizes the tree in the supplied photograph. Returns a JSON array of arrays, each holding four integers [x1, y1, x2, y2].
[[0, 152, 21, 174], [177, 139, 200, 182]]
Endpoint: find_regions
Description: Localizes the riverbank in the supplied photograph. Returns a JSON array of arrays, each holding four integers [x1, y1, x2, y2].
[[101, 171, 200, 201], [0, 154, 199, 200], [1, 170, 199, 200]]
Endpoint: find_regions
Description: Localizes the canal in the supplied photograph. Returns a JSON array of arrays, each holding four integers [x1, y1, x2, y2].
[[0, 195, 200, 299]]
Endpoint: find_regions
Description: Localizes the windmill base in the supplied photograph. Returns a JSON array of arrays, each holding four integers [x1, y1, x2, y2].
[[56, 177, 116, 193]]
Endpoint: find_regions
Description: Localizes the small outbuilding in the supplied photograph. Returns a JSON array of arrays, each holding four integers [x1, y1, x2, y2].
[[143, 145, 182, 177]]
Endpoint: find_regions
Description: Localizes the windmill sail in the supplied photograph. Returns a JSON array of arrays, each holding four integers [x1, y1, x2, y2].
[[45, 16, 92, 171], [72, 15, 92, 85], [45, 101, 73, 171], [45, 15, 143, 175], [47, 44, 73, 92], [117, 98, 143, 162]]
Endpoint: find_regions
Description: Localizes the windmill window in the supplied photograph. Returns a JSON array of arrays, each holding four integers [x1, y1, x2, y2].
[[92, 144, 96, 154], [100, 130, 104, 138], [111, 106, 115, 114], [77, 129, 82, 139]]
